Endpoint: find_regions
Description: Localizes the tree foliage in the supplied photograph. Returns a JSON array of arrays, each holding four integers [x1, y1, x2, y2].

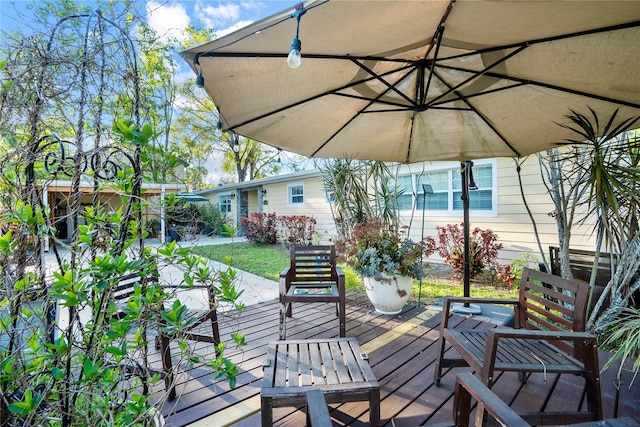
[[0, 3, 246, 425], [537, 108, 640, 333]]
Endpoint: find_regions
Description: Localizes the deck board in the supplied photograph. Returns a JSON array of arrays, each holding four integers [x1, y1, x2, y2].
[[160, 292, 640, 426]]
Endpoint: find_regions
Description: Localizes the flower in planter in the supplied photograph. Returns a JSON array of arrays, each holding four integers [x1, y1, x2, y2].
[[338, 218, 433, 282]]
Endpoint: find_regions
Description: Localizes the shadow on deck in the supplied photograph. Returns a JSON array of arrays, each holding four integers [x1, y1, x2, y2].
[[160, 292, 639, 426]]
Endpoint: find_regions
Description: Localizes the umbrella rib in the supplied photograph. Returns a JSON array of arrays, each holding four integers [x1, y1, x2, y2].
[[332, 92, 413, 110], [428, 69, 521, 157], [348, 56, 417, 107], [438, 64, 640, 110], [428, 82, 527, 108], [425, 44, 527, 109], [422, 25, 446, 107], [310, 69, 410, 157], [431, 20, 640, 63], [226, 63, 415, 131]]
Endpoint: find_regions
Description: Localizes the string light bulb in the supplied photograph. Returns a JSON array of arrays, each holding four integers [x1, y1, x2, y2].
[[287, 4, 306, 69], [233, 135, 240, 153], [287, 38, 302, 68]]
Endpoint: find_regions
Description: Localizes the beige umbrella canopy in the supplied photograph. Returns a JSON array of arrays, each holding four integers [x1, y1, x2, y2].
[[181, 0, 640, 163]]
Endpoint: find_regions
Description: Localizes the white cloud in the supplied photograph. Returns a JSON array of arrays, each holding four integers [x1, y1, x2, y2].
[[146, 1, 191, 44], [216, 20, 254, 37], [194, 1, 240, 30]]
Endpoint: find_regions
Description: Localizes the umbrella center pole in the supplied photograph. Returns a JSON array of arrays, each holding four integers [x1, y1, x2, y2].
[[460, 161, 478, 301]]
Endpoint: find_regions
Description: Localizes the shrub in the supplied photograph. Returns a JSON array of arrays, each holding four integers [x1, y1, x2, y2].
[[510, 253, 538, 281], [197, 203, 228, 235], [427, 223, 503, 279], [278, 215, 317, 245], [241, 212, 277, 244], [145, 218, 161, 237]]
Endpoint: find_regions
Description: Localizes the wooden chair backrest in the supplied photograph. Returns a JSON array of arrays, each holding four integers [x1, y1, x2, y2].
[[518, 268, 590, 354], [289, 245, 337, 284], [111, 268, 159, 318], [549, 245, 616, 286]]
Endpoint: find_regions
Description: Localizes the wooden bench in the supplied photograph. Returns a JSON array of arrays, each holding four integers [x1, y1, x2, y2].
[[279, 245, 346, 339], [434, 267, 603, 425], [548, 245, 616, 286], [547, 246, 620, 311]]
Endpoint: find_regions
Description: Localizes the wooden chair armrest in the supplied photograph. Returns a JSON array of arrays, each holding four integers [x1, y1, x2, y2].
[[279, 266, 291, 279], [442, 297, 518, 317], [306, 389, 332, 427], [487, 328, 595, 342], [454, 372, 529, 427]]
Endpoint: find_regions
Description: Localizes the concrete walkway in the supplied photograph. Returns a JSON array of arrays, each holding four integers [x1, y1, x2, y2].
[[147, 235, 279, 308], [44, 235, 279, 311]]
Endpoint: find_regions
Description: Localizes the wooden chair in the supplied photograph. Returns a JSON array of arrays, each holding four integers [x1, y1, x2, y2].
[[112, 267, 220, 401], [305, 389, 334, 427], [434, 267, 603, 425], [279, 245, 346, 339], [453, 372, 639, 427]]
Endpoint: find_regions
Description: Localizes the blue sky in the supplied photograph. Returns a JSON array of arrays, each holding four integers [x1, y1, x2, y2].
[[0, 1, 293, 40], [1, 1, 295, 78], [0, 1, 306, 183], [1, 0, 297, 86]]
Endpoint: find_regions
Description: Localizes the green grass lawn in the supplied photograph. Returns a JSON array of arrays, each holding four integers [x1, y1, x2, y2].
[[192, 242, 519, 306]]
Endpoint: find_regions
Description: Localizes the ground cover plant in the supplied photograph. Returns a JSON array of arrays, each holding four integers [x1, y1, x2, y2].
[[192, 242, 519, 304]]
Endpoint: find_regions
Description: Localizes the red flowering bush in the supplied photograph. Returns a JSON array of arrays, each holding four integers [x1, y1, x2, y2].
[[278, 215, 317, 245], [427, 223, 503, 280], [241, 212, 277, 244]]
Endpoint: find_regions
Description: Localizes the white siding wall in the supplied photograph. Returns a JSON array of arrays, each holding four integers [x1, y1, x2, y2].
[[398, 157, 597, 266], [205, 159, 598, 266], [263, 177, 337, 244]]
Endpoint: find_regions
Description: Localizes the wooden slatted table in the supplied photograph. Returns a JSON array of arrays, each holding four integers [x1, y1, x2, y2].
[[261, 337, 380, 426]]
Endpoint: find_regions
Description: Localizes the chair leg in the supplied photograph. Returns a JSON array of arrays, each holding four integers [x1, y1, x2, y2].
[[339, 300, 346, 338], [279, 299, 287, 340], [210, 310, 221, 351], [159, 332, 176, 401], [582, 342, 603, 420], [434, 325, 447, 386]]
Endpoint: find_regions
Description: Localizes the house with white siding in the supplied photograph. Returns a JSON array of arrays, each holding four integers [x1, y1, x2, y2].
[[197, 157, 596, 266]]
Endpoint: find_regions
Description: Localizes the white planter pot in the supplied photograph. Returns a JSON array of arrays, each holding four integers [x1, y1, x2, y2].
[[363, 275, 413, 315]]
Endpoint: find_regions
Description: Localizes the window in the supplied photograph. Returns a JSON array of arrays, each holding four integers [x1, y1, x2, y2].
[[288, 184, 304, 204], [396, 175, 414, 210], [403, 160, 496, 214], [452, 163, 493, 211], [417, 169, 449, 210], [219, 194, 232, 213]]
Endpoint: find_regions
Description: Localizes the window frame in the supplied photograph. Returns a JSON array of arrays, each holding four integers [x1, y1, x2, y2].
[[402, 159, 498, 217], [218, 194, 232, 213], [288, 182, 305, 205]]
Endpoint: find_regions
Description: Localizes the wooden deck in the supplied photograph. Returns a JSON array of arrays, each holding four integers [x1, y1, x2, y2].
[[160, 292, 640, 427]]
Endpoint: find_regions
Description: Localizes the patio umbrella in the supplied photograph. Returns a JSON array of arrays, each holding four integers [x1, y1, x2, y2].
[[175, 192, 207, 203], [181, 0, 640, 294]]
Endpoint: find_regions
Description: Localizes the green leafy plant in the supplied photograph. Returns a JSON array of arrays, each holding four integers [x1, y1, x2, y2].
[[510, 253, 538, 281], [145, 218, 161, 237], [337, 218, 432, 281], [197, 203, 228, 236], [601, 306, 640, 386]]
